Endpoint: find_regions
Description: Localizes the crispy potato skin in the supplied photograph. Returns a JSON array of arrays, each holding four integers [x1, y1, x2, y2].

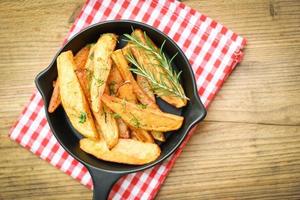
[[118, 83, 137, 104], [101, 94, 184, 132], [116, 118, 130, 139], [48, 45, 91, 113], [80, 138, 161, 165], [90, 33, 117, 112], [74, 45, 91, 70], [48, 79, 61, 113], [93, 105, 119, 149], [130, 127, 154, 143], [150, 131, 165, 142], [136, 75, 155, 102], [131, 29, 187, 108], [107, 65, 123, 96], [57, 51, 98, 139]]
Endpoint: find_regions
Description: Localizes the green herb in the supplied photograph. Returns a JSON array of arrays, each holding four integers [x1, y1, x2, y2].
[[123, 32, 188, 100], [112, 113, 121, 119], [93, 75, 104, 87], [137, 103, 148, 109], [121, 98, 127, 111], [78, 111, 87, 124], [130, 113, 141, 128]]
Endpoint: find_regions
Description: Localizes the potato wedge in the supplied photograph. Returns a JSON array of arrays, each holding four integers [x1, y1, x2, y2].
[[150, 131, 166, 142], [75, 69, 90, 101], [57, 51, 98, 139], [116, 118, 130, 139], [115, 78, 153, 142], [74, 45, 91, 70], [80, 138, 160, 165], [48, 46, 90, 113], [121, 44, 134, 57], [111, 49, 158, 109], [48, 45, 91, 113], [136, 74, 165, 142], [130, 127, 154, 143], [136, 75, 155, 102], [48, 79, 61, 113], [93, 105, 119, 149], [101, 94, 184, 131], [107, 64, 123, 96], [117, 83, 137, 103], [90, 33, 117, 112], [131, 29, 187, 108]]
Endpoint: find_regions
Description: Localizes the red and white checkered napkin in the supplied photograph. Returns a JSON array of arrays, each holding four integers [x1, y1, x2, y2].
[[9, 0, 246, 199]]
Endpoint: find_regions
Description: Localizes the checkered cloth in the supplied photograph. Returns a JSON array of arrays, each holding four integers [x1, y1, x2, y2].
[[9, 0, 246, 199]]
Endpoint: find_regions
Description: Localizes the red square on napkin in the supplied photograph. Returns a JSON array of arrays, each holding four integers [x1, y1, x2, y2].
[[9, 0, 246, 199]]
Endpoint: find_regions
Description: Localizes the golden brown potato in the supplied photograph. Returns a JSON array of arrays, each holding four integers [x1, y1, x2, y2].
[[74, 45, 91, 70], [136, 75, 155, 102], [131, 29, 187, 108], [107, 64, 123, 96], [136, 74, 165, 142], [48, 45, 91, 113], [116, 118, 130, 139], [130, 127, 154, 143], [101, 94, 184, 131], [117, 83, 137, 104], [93, 105, 119, 149], [121, 44, 134, 57], [90, 33, 117, 112], [150, 131, 166, 142], [75, 69, 90, 101], [57, 51, 98, 139], [48, 79, 61, 113], [80, 138, 161, 165], [111, 49, 158, 109]]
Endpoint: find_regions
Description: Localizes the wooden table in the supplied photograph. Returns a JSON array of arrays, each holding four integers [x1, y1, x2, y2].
[[1, 0, 299, 199]]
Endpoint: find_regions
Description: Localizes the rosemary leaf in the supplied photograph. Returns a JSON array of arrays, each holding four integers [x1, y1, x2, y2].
[[124, 32, 188, 100]]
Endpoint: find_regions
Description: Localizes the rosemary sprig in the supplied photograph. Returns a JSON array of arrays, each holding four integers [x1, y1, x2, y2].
[[78, 111, 87, 124], [123, 32, 188, 100]]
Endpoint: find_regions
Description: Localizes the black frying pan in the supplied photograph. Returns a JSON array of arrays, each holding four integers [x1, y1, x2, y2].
[[35, 20, 206, 199]]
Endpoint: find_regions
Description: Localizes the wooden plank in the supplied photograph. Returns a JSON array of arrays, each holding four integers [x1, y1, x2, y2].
[[157, 122, 300, 199]]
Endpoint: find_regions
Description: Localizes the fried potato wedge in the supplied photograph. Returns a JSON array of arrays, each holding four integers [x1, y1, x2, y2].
[[118, 83, 137, 103], [93, 105, 119, 149], [90, 33, 117, 112], [136, 75, 155, 102], [107, 64, 123, 96], [136, 74, 165, 142], [48, 45, 91, 113], [74, 45, 91, 70], [116, 80, 153, 142], [130, 127, 154, 143], [80, 138, 160, 165], [57, 51, 98, 139], [116, 118, 130, 139], [150, 131, 166, 142], [48, 79, 61, 113], [111, 49, 158, 109], [102, 94, 184, 131], [131, 29, 187, 108]]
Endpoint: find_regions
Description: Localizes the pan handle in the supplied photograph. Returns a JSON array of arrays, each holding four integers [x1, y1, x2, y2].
[[87, 166, 123, 200]]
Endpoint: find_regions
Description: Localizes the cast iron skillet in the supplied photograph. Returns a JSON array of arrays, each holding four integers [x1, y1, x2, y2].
[[35, 20, 206, 199]]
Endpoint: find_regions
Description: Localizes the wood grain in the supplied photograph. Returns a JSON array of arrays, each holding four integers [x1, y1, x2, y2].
[[0, 0, 300, 199]]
